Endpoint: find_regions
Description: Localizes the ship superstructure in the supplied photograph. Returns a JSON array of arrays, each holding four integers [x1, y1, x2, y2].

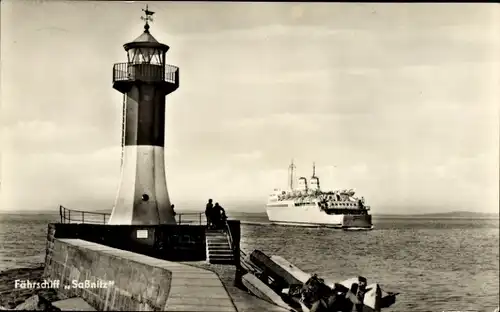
[[266, 161, 373, 230]]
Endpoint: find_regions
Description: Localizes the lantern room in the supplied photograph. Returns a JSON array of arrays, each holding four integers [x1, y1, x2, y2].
[[123, 23, 169, 67], [112, 22, 179, 95]]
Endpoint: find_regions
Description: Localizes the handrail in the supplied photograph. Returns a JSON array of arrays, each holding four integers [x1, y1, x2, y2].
[[112, 62, 179, 85], [60, 205, 110, 224], [59, 205, 204, 225], [225, 219, 235, 251], [175, 212, 204, 225]]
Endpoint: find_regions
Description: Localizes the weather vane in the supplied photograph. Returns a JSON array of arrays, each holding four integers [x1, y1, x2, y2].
[[141, 4, 155, 25]]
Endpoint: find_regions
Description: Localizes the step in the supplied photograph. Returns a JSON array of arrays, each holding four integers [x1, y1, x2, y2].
[[208, 257, 234, 262], [207, 246, 232, 251], [207, 246, 233, 252], [208, 260, 235, 265], [207, 245, 231, 249], [207, 249, 233, 254], [206, 235, 228, 239], [205, 231, 227, 236], [208, 250, 233, 256], [207, 241, 230, 245], [207, 249, 232, 253], [207, 240, 229, 244], [206, 237, 229, 241], [208, 253, 234, 258], [208, 246, 231, 250], [208, 251, 233, 257], [207, 242, 231, 246]]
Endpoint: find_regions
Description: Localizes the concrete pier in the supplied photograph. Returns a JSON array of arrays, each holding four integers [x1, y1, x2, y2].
[[40, 238, 288, 311], [44, 238, 236, 311]]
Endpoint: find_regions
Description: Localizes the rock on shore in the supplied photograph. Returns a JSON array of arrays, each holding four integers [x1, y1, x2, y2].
[[0, 266, 62, 310], [0, 267, 45, 309]]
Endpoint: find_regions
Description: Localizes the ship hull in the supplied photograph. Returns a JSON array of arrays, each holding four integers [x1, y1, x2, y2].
[[266, 204, 373, 230]]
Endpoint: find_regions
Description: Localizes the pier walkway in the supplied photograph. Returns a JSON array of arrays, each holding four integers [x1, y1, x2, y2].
[[49, 239, 237, 311], [183, 262, 289, 312]]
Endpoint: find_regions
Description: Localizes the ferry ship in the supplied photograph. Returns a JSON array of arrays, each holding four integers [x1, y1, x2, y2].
[[266, 161, 373, 230]]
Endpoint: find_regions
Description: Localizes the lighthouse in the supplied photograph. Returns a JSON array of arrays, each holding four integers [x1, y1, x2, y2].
[[108, 6, 178, 225]]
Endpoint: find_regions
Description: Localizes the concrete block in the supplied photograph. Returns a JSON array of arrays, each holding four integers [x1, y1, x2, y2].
[[51, 298, 96, 311], [45, 238, 242, 311], [14, 295, 40, 310]]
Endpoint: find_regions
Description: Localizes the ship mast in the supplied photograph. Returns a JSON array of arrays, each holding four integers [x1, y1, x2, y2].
[[312, 162, 316, 177], [288, 159, 296, 190]]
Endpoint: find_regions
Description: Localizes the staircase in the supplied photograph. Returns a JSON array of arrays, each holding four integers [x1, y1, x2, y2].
[[206, 229, 234, 265]]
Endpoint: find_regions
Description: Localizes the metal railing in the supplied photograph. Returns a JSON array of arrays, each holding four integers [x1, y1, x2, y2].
[[60, 205, 110, 224], [59, 205, 204, 226], [175, 212, 205, 225], [112, 62, 179, 85]]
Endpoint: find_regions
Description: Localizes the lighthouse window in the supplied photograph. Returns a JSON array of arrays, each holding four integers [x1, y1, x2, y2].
[[141, 194, 150, 202], [142, 48, 156, 64], [137, 51, 148, 63], [128, 48, 162, 65], [128, 48, 140, 64], [151, 50, 163, 65]]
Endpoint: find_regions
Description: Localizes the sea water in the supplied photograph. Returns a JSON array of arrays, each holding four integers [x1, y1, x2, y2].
[[0, 212, 498, 311]]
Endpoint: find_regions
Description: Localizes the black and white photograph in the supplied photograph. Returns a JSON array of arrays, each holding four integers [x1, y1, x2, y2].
[[0, 1, 498, 311]]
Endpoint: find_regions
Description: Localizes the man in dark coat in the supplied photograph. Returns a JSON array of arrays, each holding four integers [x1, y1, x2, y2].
[[205, 199, 214, 228], [213, 202, 227, 229]]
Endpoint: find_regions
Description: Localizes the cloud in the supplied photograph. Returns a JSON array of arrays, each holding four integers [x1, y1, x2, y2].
[[0, 146, 121, 211], [1, 2, 498, 214], [2, 120, 107, 154]]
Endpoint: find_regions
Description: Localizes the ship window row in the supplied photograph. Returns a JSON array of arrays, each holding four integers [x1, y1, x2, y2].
[[331, 203, 357, 207]]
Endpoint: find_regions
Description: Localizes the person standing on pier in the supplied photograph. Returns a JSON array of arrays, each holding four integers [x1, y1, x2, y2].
[[205, 199, 214, 229], [213, 203, 227, 229]]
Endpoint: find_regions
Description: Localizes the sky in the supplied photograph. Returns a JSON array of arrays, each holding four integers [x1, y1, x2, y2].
[[1, 1, 499, 214]]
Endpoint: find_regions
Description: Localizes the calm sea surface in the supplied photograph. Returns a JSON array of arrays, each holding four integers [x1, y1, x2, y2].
[[0, 212, 498, 312]]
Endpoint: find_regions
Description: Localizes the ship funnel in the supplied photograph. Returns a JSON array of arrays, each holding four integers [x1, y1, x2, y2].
[[298, 177, 308, 191], [309, 162, 320, 191]]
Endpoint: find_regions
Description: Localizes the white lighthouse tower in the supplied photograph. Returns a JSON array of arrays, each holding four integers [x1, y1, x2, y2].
[[108, 6, 179, 225]]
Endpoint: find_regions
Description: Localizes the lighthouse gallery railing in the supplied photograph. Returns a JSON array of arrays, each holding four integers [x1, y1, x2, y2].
[[112, 62, 179, 85]]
